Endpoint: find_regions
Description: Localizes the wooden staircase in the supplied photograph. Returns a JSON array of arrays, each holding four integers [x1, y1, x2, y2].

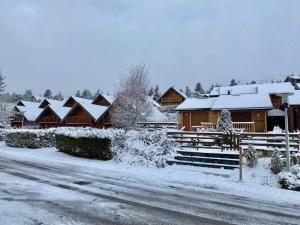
[[168, 150, 240, 170]]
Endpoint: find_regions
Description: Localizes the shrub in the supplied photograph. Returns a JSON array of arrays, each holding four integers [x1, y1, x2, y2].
[[271, 149, 284, 174], [0, 128, 5, 141], [56, 134, 112, 160], [216, 110, 233, 132], [244, 145, 257, 168], [112, 130, 177, 168], [4, 129, 56, 148], [278, 165, 300, 191]]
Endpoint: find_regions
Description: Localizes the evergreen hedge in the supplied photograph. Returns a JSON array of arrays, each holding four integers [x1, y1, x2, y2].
[[4, 129, 55, 148], [56, 134, 113, 160]]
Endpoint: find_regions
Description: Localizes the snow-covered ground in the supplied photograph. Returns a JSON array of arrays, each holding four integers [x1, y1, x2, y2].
[[0, 142, 299, 207]]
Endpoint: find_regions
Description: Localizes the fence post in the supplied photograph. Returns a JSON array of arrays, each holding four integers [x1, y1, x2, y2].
[[239, 141, 243, 182]]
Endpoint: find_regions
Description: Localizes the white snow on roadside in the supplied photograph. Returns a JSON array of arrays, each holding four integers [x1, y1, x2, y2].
[[0, 142, 299, 206]]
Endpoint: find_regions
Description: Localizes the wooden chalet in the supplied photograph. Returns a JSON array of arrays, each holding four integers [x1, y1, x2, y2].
[[11, 101, 42, 128], [177, 82, 297, 132], [35, 105, 71, 128], [158, 87, 186, 106], [92, 93, 114, 106], [61, 102, 110, 128]]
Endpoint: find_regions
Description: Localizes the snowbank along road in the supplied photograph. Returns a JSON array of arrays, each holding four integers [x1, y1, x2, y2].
[[0, 154, 299, 225]]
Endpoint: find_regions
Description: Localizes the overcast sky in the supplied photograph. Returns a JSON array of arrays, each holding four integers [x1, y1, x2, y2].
[[1, 0, 300, 96]]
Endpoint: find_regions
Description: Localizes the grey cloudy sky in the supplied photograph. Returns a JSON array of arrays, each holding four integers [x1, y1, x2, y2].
[[1, 0, 300, 96]]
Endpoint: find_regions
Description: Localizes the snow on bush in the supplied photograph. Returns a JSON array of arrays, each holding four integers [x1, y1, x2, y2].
[[0, 128, 5, 141], [271, 149, 284, 174], [244, 145, 257, 168], [4, 128, 56, 148], [112, 130, 178, 168], [55, 127, 177, 168], [216, 110, 233, 132], [278, 165, 300, 191]]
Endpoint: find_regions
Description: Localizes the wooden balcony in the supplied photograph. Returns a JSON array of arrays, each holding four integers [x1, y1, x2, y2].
[[38, 116, 60, 123], [201, 122, 255, 132], [65, 116, 92, 125]]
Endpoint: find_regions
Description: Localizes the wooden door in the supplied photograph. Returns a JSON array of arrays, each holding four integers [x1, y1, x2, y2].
[[182, 112, 191, 131]]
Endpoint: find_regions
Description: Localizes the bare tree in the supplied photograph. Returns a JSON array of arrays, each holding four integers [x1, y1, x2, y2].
[[110, 63, 151, 130]]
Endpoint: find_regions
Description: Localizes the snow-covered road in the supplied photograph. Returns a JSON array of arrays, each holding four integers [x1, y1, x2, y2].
[[0, 149, 299, 225]]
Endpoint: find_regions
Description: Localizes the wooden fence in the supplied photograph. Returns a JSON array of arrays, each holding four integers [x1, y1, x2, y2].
[[138, 122, 178, 131], [167, 131, 300, 154]]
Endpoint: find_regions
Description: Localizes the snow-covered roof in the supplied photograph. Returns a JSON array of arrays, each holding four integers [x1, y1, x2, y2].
[[71, 96, 93, 105], [158, 87, 187, 100], [176, 98, 217, 111], [39, 98, 64, 107], [210, 82, 295, 96], [46, 105, 72, 119], [79, 102, 109, 121], [289, 90, 300, 105], [17, 100, 40, 108], [146, 96, 161, 108], [16, 106, 43, 121], [101, 94, 114, 104], [212, 93, 273, 110]]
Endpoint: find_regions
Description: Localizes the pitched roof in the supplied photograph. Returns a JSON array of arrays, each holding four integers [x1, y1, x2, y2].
[[158, 87, 187, 101], [39, 98, 64, 108], [176, 98, 217, 110], [72, 96, 93, 104], [79, 102, 109, 121], [17, 100, 40, 108], [15, 106, 43, 121], [210, 82, 295, 96], [47, 105, 72, 119], [212, 93, 273, 110], [92, 93, 114, 105]]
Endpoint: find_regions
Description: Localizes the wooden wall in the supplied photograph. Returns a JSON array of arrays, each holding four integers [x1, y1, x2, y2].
[[178, 110, 267, 132], [93, 96, 110, 106], [160, 88, 184, 106]]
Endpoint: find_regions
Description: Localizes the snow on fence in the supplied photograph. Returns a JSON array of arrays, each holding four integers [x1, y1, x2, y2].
[[167, 131, 300, 156], [137, 122, 178, 131]]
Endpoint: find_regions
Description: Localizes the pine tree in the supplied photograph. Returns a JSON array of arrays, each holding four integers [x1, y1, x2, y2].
[[216, 110, 233, 132], [271, 149, 284, 174], [245, 145, 257, 168], [148, 87, 154, 97], [185, 86, 192, 97], [94, 89, 102, 99], [43, 89, 52, 99], [22, 90, 35, 101], [81, 89, 93, 99], [0, 69, 6, 95], [229, 79, 238, 86], [75, 90, 81, 97], [250, 80, 256, 84], [194, 82, 205, 96], [153, 85, 161, 101], [53, 92, 64, 101]]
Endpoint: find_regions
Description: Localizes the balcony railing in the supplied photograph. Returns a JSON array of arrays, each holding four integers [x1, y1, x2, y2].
[[201, 122, 255, 132], [65, 116, 92, 124], [38, 116, 60, 123]]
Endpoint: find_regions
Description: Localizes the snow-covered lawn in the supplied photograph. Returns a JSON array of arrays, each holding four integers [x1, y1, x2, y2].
[[0, 142, 299, 207]]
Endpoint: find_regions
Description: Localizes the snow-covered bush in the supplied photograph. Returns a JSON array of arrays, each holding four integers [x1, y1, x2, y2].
[[278, 165, 300, 191], [271, 149, 284, 174], [0, 128, 6, 141], [55, 127, 177, 168], [244, 145, 257, 168], [216, 110, 233, 132], [291, 153, 299, 166], [112, 130, 178, 168], [4, 129, 56, 148]]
